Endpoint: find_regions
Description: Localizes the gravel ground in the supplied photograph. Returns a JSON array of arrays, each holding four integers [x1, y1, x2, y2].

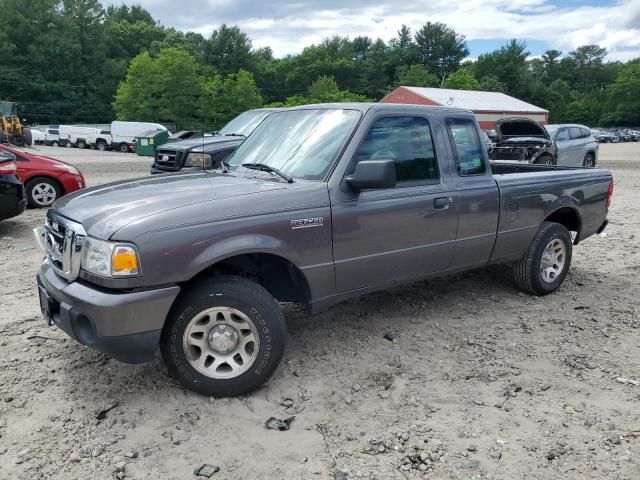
[[0, 144, 639, 480]]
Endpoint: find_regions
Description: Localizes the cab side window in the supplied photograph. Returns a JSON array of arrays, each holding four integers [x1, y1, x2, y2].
[[569, 127, 583, 140], [351, 116, 439, 185], [445, 118, 487, 176]]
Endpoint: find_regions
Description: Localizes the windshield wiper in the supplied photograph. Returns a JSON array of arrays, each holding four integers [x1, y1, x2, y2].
[[240, 163, 294, 183], [222, 133, 246, 138]]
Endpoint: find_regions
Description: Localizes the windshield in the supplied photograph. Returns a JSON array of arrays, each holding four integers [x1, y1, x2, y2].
[[227, 109, 361, 180], [219, 110, 272, 137]]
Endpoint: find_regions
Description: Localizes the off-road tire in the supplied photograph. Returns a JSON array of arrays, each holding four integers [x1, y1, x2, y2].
[[10, 134, 25, 147], [24, 128, 33, 147], [513, 221, 572, 295], [161, 275, 286, 397]]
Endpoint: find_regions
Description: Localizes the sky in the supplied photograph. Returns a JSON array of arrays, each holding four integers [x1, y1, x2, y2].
[[120, 0, 640, 61]]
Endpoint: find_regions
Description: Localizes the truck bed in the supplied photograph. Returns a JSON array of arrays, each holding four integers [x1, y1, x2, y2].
[[488, 161, 612, 264], [490, 161, 573, 175]]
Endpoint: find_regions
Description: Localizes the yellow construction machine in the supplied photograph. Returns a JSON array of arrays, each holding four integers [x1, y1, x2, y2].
[[0, 101, 32, 146]]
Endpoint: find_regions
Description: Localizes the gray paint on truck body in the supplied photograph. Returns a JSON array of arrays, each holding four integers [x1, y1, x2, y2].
[[37, 103, 612, 360]]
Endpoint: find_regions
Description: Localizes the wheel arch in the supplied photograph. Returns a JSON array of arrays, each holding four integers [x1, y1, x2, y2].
[[183, 250, 313, 308], [26, 174, 64, 194], [544, 206, 582, 244]]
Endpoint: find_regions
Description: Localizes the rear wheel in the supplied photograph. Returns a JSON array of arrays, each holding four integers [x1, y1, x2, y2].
[[26, 177, 62, 208], [77, 140, 86, 149], [583, 152, 596, 168], [513, 221, 572, 295], [118, 143, 129, 153], [161, 275, 286, 397]]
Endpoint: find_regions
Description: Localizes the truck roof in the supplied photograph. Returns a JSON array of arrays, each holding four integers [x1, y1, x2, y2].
[[281, 102, 474, 115]]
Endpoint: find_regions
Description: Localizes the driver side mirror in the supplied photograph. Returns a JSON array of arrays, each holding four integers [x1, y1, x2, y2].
[[345, 160, 396, 191]]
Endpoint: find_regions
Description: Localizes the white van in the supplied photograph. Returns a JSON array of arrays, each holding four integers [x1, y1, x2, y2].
[[44, 126, 61, 146], [111, 121, 168, 153], [58, 125, 74, 147]]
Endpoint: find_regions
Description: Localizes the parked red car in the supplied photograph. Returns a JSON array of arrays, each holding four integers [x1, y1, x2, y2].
[[0, 144, 85, 207]]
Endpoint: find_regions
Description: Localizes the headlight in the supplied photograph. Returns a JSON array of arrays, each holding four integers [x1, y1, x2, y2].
[[184, 152, 212, 168], [81, 237, 140, 277], [54, 164, 80, 175]]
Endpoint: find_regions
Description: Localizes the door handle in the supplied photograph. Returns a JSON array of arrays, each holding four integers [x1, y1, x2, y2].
[[434, 197, 452, 210]]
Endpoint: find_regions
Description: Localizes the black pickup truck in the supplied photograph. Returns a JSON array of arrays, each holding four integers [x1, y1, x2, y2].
[[35, 103, 612, 397], [151, 108, 277, 174]]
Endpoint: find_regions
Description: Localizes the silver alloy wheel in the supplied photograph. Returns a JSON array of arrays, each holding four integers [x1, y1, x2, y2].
[[32, 182, 58, 206], [540, 238, 566, 283], [183, 306, 260, 379]]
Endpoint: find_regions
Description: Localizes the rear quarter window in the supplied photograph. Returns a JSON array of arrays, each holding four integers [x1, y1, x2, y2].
[[445, 118, 487, 176]]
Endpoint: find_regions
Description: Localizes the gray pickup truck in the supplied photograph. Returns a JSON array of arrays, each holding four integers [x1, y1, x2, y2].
[[34, 103, 613, 397]]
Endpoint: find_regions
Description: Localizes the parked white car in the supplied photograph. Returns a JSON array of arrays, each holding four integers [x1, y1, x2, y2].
[[111, 121, 167, 153], [546, 124, 599, 167]]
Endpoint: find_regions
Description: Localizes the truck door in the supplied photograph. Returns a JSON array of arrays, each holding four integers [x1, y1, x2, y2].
[[443, 116, 499, 269], [330, 113, 459, 293]]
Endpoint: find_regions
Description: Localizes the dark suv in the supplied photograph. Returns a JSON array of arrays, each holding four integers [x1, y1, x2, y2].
[[151, 108, 277, 174]]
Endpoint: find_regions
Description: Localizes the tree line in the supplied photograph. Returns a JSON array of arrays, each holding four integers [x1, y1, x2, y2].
[[1, 0, 638, 130]]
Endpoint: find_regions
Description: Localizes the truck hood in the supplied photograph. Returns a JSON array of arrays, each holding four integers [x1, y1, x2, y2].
[[53, 172, 286, 239], [162, 136, 242, 152]]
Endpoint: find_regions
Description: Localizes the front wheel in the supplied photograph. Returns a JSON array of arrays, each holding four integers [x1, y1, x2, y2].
[[513, 221, 573, 295], [96, 141, 107, 152], [26, 177, 62, 207], [118, 143, 130, 153], [535, 154, 555, 166], [161, 275, 286, 397]]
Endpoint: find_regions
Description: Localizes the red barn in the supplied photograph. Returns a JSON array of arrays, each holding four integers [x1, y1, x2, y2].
[[380, 86, 548, 130]]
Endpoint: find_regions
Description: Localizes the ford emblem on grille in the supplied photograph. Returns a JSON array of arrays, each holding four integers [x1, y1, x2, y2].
[[162, 155, 169, 161]]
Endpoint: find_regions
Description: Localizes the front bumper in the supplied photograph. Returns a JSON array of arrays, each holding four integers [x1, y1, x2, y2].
[[37, 259, 180, 363]]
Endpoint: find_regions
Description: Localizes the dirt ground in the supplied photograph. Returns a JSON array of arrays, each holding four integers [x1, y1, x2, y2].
[[1, 144, 639, 480]]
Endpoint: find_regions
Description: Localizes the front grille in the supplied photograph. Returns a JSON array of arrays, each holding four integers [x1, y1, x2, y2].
[[44, 210, 86, 281], [154, 149, 183, 171]]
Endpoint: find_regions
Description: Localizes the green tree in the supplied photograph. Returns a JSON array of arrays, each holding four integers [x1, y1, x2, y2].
[[414, 22, 469, 85], [603, 61, 640, 125], [478, 75, 505, 92], [444, 69, 480, 90], [281, 75, 369, 106], [473, 40, 529, 97], [394, 64, 439, 87], [114, 47, 206, 128], [204, 24, 255, 76]]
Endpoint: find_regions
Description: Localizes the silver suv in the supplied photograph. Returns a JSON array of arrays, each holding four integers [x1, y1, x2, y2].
[[545, 124, 599, 167]]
